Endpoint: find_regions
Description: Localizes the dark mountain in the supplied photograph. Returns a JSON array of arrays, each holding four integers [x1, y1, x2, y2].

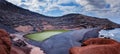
[[0, 23, 16, 33], [0, 0, 120, 33]]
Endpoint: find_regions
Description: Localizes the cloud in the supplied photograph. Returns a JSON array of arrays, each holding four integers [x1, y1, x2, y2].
[[105, 0, 120, 12], [75, 0, 107, 11], [75, 0, 120, 13], [6, 0, 80, 16], [7, 0, 22, 5], [75, 0, 120, 24]]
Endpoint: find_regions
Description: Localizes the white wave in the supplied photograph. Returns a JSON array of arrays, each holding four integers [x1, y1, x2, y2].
[[99, 28, 120, 42]]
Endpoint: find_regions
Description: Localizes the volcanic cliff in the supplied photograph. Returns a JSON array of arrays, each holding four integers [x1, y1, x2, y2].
[[0, 0, 120, 33]]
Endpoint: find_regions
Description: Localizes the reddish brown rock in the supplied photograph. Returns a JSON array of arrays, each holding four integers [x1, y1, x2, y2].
[[15, 25, 33, 33], [10, 46, 26, 54], [10, 45, 45, 54], [81, 38, 116, 46], [70, 38, 120, 54], [27, 44, 45, 54], [0, 29, 11, 54], [10, 45, 33, 54]]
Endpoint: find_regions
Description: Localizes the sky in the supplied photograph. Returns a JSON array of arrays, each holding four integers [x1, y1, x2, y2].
[[6, 0, 120, 24]]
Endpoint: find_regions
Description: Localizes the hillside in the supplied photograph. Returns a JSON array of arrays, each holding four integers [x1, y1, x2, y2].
[[0, 0, 120, 33]]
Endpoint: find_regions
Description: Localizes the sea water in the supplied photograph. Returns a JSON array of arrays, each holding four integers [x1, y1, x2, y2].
[[99, 28, 120, 42]]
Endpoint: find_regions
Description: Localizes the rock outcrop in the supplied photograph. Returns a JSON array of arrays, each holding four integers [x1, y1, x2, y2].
[[15, 25, 33, 33], [10, 43, 45, 54], [10, 34, 45, 54], [11, 45, 39, 54], [27, 44, 45, 54], [0, 29, 11, 54], [10, 46, 27, 54], [70, 38, 120, 54]]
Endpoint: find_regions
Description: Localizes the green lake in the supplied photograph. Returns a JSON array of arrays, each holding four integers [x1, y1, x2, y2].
[[26, 30, 68, 41]]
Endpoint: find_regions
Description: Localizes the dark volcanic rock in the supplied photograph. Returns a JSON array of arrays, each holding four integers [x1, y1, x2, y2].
[[0, 23, 16, 33], [0, 0, 120, 33], [26, 28, 102, 54], [0, 29, 11, 54], [0, 0, 5, 3]]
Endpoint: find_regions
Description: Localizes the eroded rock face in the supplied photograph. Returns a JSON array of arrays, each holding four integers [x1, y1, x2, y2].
[[10, 46, 26, 54], [15, 25, 33, 33], [0, 29, 11, 54], [70, 38, 120, 54], [10, 34, 45, 54], [10, 44, 45, 54], [10, 46, 32, 54], [27, 44, 45, 54]]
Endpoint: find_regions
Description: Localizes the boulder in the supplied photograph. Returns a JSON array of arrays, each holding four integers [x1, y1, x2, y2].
[[15, 25, 33, 33], [70, 38, 120, 54], [0, 29, 11, 54], [10, 46, 31, 54]]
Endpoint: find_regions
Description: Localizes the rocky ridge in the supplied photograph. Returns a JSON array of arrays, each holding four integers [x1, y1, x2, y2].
[[0, 0, 120, 33]]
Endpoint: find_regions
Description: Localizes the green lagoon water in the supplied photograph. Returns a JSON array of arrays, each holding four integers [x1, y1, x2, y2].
[[26, 30, 68, 41]]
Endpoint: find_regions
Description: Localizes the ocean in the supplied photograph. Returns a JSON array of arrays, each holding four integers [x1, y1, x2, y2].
[[99, 28, 120, 42]]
